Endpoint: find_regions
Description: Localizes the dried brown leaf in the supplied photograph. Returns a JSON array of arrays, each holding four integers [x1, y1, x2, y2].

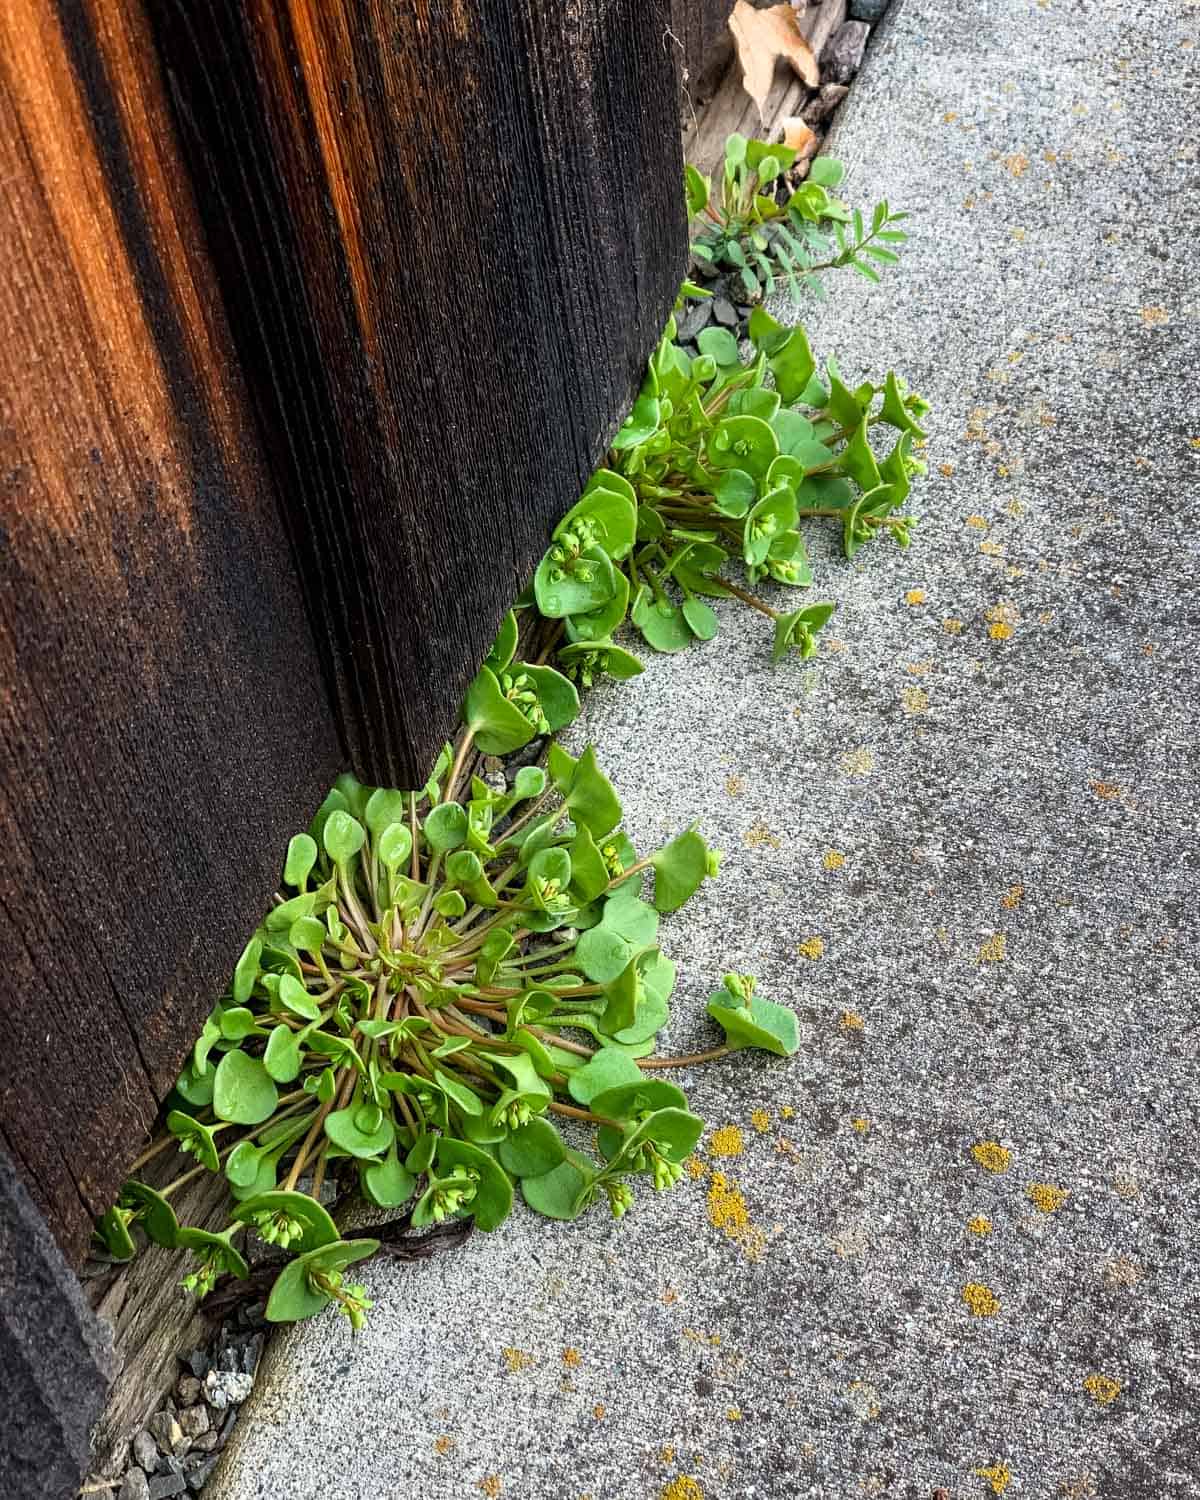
[[779, 116, 818, 156], [729, 1, 820, 121]]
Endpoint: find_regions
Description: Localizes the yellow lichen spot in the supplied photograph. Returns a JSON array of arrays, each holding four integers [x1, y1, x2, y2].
[[824, 637, 846, 653], [1089, 779, 1121, 800], [972, 1141, 1013, 1173], [967, 1215, 994, 1237], [724, 775, 744, 797], [904, 588, 927, 605], [901, 686, 930, 714], [1190, 437, 1200, 451], [978, 933, 1007, 962], [660, 1480, 704, 1500], [780, 1104, 795, 1119], [1001, 883, 1024, 909], [822, 849, 846, 870], [726, 1407, 743, 1421], [975, 1462, 1013, 1494], [501, 1348, 535, 1373], [660, 1447, 676, 1466], [744, 821, 782, 850], [706, 1172, 766, 1261], [562, 1347, 581, 1367], [988, 621, 1014, 640], [662, 1287, 679, 1305], [841, 1009, 865, 1031], [749, 1108, 771, 1134], [962, 1283, 1000, 1317], [434, 1436, 454, 1457], [906, 659, 933, 675], [1011, 227, 1026, 241], [851, 1117, 870, 1134], [797, 935, 825, 960], [1003, 152, 1030, 176], [1111, 1175, 1140, 1199], [1005, 497, 1027, 517], [1083, 1373, 1121, 1406], [709, 1125, 744, 1158], [987, 602, 1018, 628], [979, 539, 1004, 556], [593, 1404, 606, 1420], [939, 461, 955, 476], [943, 617, 964, 635], [1026, 1182, 1070, 1213], [966, 514, 989, 530], [1043, 149, 1058, 163], [841, 746, 875, 776], [685, 1154, 707, 1180], [943, 110, 958, 123], [478, 1478, 502, 1499], [1140, 305, 1168, 326]]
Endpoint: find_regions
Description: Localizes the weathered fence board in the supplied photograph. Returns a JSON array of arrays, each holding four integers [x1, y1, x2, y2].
[[0, 0, 345, 1264], [153, 0, 687, 787], [671, 0, 736, 106]]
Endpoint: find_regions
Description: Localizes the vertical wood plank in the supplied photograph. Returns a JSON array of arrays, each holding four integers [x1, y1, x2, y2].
[[150, 0, 688, 786], [0, 0, 344, 1261]]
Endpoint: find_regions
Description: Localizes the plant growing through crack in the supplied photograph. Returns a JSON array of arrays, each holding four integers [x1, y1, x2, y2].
[[686, 134, 910, 305], [99, 641, 798, 1326]]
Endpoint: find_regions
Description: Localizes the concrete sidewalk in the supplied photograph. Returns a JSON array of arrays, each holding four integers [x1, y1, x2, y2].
[[208, 2, 1200, 1496]]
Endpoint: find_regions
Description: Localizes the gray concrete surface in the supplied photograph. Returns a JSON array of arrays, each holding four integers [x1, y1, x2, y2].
[[208, 2, 1200, 1495]]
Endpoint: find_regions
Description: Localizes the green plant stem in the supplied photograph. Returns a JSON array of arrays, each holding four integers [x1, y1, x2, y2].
[[442, 727, 477, 807], [720, 579, 780, 620], [547, 1101, 618, 1127], [637, 1045, 732, 1069]]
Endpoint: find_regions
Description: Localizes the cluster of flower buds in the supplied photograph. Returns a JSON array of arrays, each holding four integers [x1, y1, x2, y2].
[[180, 1249, 223, 1300], [605, 1181, 635, 1219], [649, 1147, 684, 1193], [499, 670, 551, 735], [490, 1095, 534, 1131], [251, 1207, 307, 1250], [311, 1267, 374, 1332], [427, 1164, 480, 1222], [722, 971, 757, 1005]]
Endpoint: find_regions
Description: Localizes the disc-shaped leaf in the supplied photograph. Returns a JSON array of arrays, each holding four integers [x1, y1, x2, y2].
[[706, 992, 799, 1056], [265, 1238, 379, 1324], [516, 663, 580, 734], [707, 415, 778, 478], [121, 1181, 180, 1248], [424, 801, 469, 852], [283, 834, 318, 892], [277, 973, 321, 1022], [435, 1137, 513, 1231], [589, 1078, 688, 1120], [564, 566, 630, 644], [650, 828, 711, 913], [323, 810, 365, 866], [497, 1116, 565, 1178], [520, 1158, 594, 1220], [567, 1047, 644, 1105], [464, 664, 535, 756], [712, 468, 756, 518], [324, 1106, 395, 1160], [361, 1146, 416, 1209], [556, 489, 637, 562], [213, 1051, 278, 1125], [682, 598, 719, 642], [234, 1190, 340, 1253], [631, 590, 692, 654], [534, 545, 618, 619]]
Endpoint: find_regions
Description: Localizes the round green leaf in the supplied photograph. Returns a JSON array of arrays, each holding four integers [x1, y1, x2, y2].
[[424, 801, 469, 852], [264, 1024, 303, 1082], [378, 822, 414, 871], [120, 1181, 180, 1248], [497, 1117, 566, 1178], [323, 811, 365, 866], [364, 788, 407, 838], [520, 1158, 593, 1220], [435, 1137, 513, 1231], [283, 834, 318, 891], [324, 1106, 395, 1160], [265, 1238, 379, 1324], [681, 598, 719, 641], [234, 1189, 340, 1252], [567, 1047, 644, 1105], [212, 1050, 279, 1125], [361, 1146, 416, 1209]]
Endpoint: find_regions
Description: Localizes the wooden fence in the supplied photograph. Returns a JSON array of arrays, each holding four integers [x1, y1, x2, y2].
[[0, 0, 684, 1291]]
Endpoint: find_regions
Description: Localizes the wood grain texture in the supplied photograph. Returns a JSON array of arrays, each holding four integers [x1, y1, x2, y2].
[[670, 0, 737, 109], [0, 0, 344, 1262], [151, 0, 687, 787]]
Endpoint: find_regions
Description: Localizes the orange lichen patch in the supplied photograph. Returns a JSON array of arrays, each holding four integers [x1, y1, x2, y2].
[[841, 746, 875, 776], [841, 1009, 865, 1031], [904, 588, 927, 605], [685, 1154, 707, 1180], [962, 1283, 1000, 1317], [939, 461, 956, 476], [726, 1407, 743, 1421], [660, 1447, 676, 1465], [744, 821, 782, 850], [797, 935, 825, 960], [593, 1404, 606, 1420], [978, 933, 1007, 962], [972, 1142, 1013, 1173], [901, 686, 930, 714], [822, 849, 846, 870], [749, 1108, 771, 1134], [1002, 152, 1030, 176], [975, 1462, 1013, 1494], [851, 1117, 870, 1134], [724, 774, 744, 797], [682, 1328, 721, 1346], [943, 618, 964, 635], [1089, 779, 1121, 800], [1140, 306, 1168, 326], [661, 1480, 704, 1500], [562, 1347, 581, 1367], [967, 1215, 994, 1236], [707, 1172, 766, 1261], [966, 514, 989, 530], [501, 1348, 535, 1373], [662, 1287, 679, 1305], [1083, 1374, 1121, 1405], [988, 621, 1014, 640], [1001, 884, 1024, 909], [943, 111, 958, 123], [979, 539, 1004, 556], [709, 1125, 744, 1158], [906, 659, 933, 675], [1026, 1182, 1070, 1213], [478, 1479, 502, 1498], [434, 1437, 454, 1456]]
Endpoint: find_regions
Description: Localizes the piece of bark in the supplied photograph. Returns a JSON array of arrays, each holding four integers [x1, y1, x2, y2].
[[730, 1, 819, 119], [823, 19, 871, 83], [793, 0, 849, 63], [802, 80, 850, 124]]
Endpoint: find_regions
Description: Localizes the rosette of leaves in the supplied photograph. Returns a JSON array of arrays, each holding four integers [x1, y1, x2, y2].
[[529, 294, 929, 664], [100, 661, 797, 1327], [686, 134, 910, 306]]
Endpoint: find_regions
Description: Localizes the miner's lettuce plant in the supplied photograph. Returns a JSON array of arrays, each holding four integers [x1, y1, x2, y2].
[[100, 644, 797, 1327]]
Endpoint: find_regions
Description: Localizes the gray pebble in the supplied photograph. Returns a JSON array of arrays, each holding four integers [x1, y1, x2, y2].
[[175, 1375, 203, 1407], [183, 1350, 209, 1381], [132, 1430, 158, 1472], [849, 0, 890, 18], [803, 80, 850, 125], [203, 1367, 253, 1411], [823, 19, 871, 83], [118, 1469, 150, 1500], [189, 1430, 221, 1454], [711, 296, 738, 328], [148, 1476, 188, 1500], [242, 1333, 265, 1377], [178, 1404, 210, 1441], [185, 1455, 221, 1492], [676, 300, 713, 342], [148, 1412, 182, 1454]]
